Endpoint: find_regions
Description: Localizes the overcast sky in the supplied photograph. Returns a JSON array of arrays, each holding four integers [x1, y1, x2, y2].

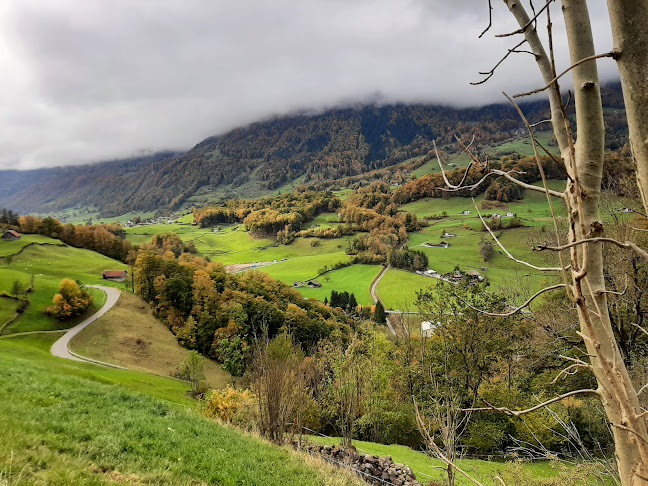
[[0, 0, 616, 170]]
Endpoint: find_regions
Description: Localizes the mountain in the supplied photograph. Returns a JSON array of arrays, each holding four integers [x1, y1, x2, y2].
[[0, 84, 627, 217]]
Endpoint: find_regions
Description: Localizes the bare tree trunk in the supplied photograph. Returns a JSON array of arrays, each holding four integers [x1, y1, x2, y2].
[[606, 0, 648, 216], [501, 1, 648, 483]]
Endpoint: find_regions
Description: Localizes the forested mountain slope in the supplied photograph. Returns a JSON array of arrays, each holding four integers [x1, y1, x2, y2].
[[0, 84, 626, 216]]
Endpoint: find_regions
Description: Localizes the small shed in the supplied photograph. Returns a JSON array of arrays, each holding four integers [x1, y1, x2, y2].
[[103, 270, 127, 282], [2, 230, 21, 241], [506, 212, 516, 218], [308, 280, 322, 288], [462, 210, 471, 215], [293, 281, 304, 288], [466, 270, 485, 282], [421, 321, 439, 337]]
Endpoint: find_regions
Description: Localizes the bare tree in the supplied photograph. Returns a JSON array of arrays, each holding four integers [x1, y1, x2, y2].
[[439, 1, 648, 483]]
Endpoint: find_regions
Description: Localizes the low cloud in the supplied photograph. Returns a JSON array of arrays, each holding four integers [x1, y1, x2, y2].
[[0, 0, 616, 170]]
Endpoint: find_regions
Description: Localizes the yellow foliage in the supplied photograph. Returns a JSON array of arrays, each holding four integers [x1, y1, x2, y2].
[[204, 385, 257, 428]]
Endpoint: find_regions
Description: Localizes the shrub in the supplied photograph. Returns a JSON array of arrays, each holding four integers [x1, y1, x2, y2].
[[44, 278, 93, 320], [203, 385, 257, 429]]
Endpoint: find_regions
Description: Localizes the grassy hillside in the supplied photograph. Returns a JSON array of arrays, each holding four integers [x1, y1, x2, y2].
[[0, 238, 128, 334], [70, 291, 234, 389], [0, 334, 360, 485]]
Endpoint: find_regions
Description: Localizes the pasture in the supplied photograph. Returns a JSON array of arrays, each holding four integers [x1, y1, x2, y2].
[[0, 240, 128, 334], [0, 334, 356, 486], [307, 435, 605, 486], [293, 264, 382, 306]]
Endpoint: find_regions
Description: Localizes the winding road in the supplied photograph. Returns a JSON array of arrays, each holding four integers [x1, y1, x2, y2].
[[50, 285, 122, 366]]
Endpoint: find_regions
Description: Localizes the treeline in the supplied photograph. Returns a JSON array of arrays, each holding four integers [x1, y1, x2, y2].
[[133, 244, 353, 377], [194, 192, 341, 238], [16, 215, 133, 263], [202, 281, 612, 464]]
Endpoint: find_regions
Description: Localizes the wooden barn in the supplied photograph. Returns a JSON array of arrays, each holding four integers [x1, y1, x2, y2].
[[2, 230, 21, 241], [103, 270, 127, 282]]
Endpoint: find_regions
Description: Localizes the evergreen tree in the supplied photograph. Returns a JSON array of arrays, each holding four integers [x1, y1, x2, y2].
[[348, 293, 358, 312], [324, 296, 328, 306], [373, 300, 386, 324]]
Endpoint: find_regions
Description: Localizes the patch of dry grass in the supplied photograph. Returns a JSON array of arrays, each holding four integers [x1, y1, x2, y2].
[[70, 291, 234, 389]]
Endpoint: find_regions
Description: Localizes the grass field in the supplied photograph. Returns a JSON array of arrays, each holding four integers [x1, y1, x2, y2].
[[307, 436, 607, 486], [0, 234, 66, 257], [293, 264, 382, 306], [0, 334, 360, 486], [376, 269, 433, 310], [0, 242, 128, 334], [70, 291, 235, 389]]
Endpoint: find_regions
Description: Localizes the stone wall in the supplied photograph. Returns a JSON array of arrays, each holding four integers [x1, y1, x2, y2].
[[295, 441, 423, 486]]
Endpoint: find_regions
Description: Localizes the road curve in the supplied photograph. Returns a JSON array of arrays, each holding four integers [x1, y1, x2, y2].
[[50, 285, 121, 363]]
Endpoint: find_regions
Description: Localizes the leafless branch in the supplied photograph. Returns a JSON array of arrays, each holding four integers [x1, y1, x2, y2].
[[460, 283, 565, 317], [496, 0, 555, 38], [534, 237, 648, 261], [479, 0, 493, 38], [491, 168, 565, 198], [551, 363, 591, 384], [462, 389, 599, 417], [514, 51, 619, 98], [474, 201, 563, 271], [472, 39, 527, 85], [639, 384, 648, 397], [413, 399, 486, 486], [529, 118, 552, 128]]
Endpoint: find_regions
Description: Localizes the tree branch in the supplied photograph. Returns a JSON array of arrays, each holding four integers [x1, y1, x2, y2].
[[474, 201, 563, 271], [513, 51, 619, 99], [479, 0, 493, 39], [496, 0, 555, 38], [462, 389, 599, 417], [472, 39, 527, 85], [534, 237, 648, 261], [491, 167, 565, 198], [460, 283, 565, 317]]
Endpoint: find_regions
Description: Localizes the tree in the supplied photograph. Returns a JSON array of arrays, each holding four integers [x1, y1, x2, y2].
[[46, 278, 93, 320], [373, 300, 386, 324], [478, 237, 494, 262], [460, 2, 648, 482], [178, 350, 206, 398]]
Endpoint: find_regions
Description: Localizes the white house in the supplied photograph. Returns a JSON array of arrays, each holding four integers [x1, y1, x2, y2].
[[462, 210, 471, 215], [506, 212, 515, 217], [421, 321, 439, 337]]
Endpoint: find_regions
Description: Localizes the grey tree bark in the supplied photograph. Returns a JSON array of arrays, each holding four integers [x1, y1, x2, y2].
[[606, 0, 648, 217], [498, 1, 648, 484]]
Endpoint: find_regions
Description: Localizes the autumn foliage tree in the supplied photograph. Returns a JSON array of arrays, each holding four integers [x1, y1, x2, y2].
[[45, 278, 93, 320]]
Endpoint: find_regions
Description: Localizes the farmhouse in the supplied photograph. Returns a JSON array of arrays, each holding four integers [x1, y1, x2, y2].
[[308, 280, 322, 288], [466, 270, 485, 282], [293, 281, 304, 288], [462, 210, 471, 215], [506, 212, 516, 218], [2, 230, 21, 241], [103, 270, 127, 282], [442, 232, 456, 238]]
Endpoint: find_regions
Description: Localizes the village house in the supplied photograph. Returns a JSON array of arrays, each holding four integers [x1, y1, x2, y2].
[[466, 270, 485, 282], [307, 280, 322, 288], [423, 241, 449, 249], [2, 230, 21, 241], [506, 212, 516, 218], [103, 270, 127, 282]]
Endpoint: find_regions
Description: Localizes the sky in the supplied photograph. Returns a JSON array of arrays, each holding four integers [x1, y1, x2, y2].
[[0, 0, 617, 170]]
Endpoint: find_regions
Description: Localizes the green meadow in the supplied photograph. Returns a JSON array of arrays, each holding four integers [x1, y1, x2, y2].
[[291, 264, 382, 306], [307, 435, 607, 486], [0, 238, 128, 334], [0, 334, 358, 486]]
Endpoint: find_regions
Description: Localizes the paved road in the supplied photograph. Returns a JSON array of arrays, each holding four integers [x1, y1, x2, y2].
[[50, 285, 121, 362]]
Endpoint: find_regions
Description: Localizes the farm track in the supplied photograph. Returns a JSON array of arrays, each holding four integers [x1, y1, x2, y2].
[[50, 285, 125, 368]]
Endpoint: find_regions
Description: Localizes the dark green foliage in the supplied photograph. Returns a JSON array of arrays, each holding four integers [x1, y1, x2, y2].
[[388, 248, 428, 271], [373, 300, 386, 323]]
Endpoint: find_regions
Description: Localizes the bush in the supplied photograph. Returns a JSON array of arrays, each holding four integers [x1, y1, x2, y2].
[[44, 278, 93, 320], [203, 385, 257, 429]]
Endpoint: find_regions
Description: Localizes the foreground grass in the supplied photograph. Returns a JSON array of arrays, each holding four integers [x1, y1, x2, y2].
[[70, 291, 234, 389], [0, 334, 360, 486]]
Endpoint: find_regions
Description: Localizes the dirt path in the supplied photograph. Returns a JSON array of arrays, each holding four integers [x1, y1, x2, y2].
[[50, 285, 123, 367], [370, 265, 389, 304]]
